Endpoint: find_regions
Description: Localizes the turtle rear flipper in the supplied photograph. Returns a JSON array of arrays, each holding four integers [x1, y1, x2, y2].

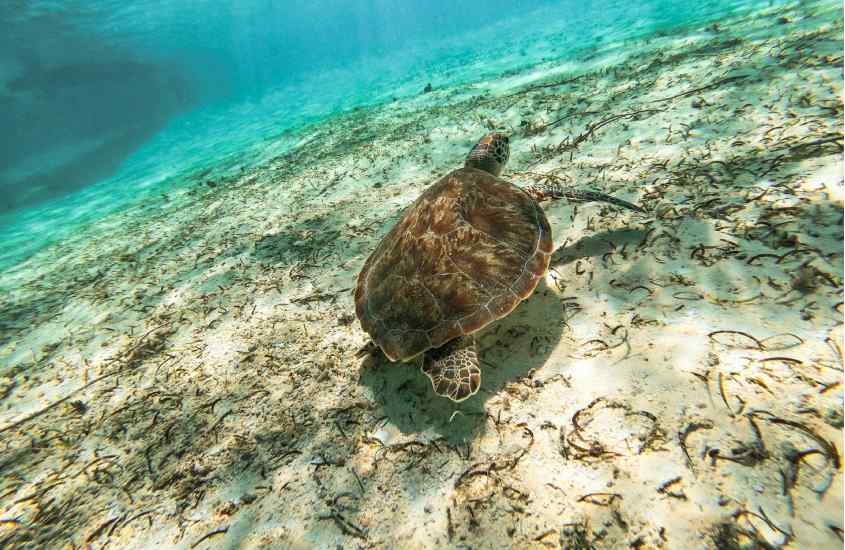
[[422, 336, 481, 402]]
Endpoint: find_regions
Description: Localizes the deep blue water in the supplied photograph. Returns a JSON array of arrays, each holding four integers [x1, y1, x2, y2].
[[1, 0, 767, 271]]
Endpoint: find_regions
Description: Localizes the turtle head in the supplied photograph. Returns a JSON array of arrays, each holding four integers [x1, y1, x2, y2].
[[464, 133, 509, 176]]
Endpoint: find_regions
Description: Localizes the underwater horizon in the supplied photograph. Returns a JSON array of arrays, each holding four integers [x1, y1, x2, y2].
[[3, 0, 776, 272], [1, 0, 843, 548]]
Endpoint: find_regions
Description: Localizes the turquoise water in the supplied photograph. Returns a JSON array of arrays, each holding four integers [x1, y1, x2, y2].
[[1, 0, 765, 272], [1, 1, 843, 548]]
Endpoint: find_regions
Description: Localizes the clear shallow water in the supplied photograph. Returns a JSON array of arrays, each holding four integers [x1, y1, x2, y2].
[[0, 0, 778, 271], [1, 2, 842, 548]]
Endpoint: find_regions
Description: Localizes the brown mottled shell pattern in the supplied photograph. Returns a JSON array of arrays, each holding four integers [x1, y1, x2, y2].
[[355, 167, 553, 362]]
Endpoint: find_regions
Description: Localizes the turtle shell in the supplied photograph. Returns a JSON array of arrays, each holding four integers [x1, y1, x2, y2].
[[355, 167, 553, 362]]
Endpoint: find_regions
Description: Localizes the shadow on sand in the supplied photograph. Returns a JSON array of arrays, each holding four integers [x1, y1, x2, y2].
[[356, 279, 570, 445]]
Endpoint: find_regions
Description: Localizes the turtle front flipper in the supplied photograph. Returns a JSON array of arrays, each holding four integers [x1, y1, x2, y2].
[[524, 182, 645, 214], [421, 336, 481, 402]]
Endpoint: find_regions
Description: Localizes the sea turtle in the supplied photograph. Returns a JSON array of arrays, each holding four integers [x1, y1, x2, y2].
[[355, 133, 644, 402]]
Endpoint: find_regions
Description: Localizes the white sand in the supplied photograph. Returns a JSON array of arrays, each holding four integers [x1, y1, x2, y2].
[[0, 1, 842, 548]]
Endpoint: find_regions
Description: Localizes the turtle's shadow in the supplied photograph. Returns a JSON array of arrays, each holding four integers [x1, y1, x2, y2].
[[357, 278, 564, 445], [551, 227, 647, 266]]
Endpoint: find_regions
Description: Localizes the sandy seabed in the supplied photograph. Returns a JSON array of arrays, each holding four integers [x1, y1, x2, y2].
[[1, 2, 843, 548]]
